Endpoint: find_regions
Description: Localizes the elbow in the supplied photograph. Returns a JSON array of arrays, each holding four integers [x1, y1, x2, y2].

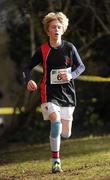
[[81, 64, 85, 73]]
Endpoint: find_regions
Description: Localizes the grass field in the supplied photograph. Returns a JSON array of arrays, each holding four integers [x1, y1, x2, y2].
[[0, 135, 110, 180]]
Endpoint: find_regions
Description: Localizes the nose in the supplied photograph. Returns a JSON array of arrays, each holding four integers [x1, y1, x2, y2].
[[55, 26, 59, 31]]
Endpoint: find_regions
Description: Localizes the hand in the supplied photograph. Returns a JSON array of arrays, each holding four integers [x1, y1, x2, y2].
[[27, 80, 37, 91], [60, 73, 72, 81]]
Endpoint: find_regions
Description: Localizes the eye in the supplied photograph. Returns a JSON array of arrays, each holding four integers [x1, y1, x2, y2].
[[58, 26, 62, 29], [51, 25, 56, 29]]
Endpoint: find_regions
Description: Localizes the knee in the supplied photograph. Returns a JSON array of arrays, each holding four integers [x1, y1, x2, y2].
[[49, 112, 60, 121], [61, 132, 71, 139], [49, 112, 57, 120]]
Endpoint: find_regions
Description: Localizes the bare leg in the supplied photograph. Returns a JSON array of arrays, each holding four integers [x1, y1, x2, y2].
[[61, 119, 72, 138]]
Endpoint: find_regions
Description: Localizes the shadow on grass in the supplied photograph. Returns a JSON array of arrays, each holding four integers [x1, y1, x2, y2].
[[61, 135, 110, 157], [0, 142, 50, 165], [0, 136, 110, 166]]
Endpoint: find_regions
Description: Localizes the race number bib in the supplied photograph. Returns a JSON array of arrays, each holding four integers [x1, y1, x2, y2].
[[50, 67, 72, 84]]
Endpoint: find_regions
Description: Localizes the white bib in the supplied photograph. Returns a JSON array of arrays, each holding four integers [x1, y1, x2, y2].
[[50, 67, 72, 84]]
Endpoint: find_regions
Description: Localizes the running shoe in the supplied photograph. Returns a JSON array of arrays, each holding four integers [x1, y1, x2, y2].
[[52, 161, 63, 173]]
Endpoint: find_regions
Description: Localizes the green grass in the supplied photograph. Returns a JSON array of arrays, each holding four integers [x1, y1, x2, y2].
[[0, 136, 110, 180]]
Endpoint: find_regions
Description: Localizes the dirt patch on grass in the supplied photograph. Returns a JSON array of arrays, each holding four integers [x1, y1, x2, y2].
[[0, 176, 17, 180]]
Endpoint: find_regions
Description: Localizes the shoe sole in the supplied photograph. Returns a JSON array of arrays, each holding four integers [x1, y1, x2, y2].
[[52, 169, 63, 173]]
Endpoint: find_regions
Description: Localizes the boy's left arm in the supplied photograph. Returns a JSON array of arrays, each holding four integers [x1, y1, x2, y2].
[[71, 46, 85, 79]]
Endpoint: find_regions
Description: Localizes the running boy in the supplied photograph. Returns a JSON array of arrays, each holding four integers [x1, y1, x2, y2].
[[23, 12, 85, 173]]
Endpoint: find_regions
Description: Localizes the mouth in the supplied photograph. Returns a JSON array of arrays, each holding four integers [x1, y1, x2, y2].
[[55, 32, 59, 35]]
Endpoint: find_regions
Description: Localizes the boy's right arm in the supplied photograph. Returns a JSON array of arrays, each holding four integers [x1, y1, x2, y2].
[[23, 47, 42, 91], [23, 65, 37, 92]]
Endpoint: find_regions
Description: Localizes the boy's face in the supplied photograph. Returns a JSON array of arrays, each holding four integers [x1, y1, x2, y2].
[[47, 20, 64, 40]]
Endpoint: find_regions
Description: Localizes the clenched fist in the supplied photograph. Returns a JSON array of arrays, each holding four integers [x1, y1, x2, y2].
[[27, 80, 37, 91]]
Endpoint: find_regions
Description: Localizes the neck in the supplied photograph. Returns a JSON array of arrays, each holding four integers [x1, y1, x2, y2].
[[49, 38, 62, 48]]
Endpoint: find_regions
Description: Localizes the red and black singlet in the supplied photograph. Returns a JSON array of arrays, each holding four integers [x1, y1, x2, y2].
[[23, 40, 85, 107]]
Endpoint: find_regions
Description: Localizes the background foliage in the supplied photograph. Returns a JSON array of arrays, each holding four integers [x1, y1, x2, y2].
[[0, 0, 110, 142]]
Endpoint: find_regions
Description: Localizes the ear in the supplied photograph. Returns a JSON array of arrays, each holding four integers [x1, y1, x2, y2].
[[61, 30, 64, 35], [61, 27, 64, 35]]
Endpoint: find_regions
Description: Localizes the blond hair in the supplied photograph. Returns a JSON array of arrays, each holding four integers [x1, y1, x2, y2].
[[43, 12, 69, 34]]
